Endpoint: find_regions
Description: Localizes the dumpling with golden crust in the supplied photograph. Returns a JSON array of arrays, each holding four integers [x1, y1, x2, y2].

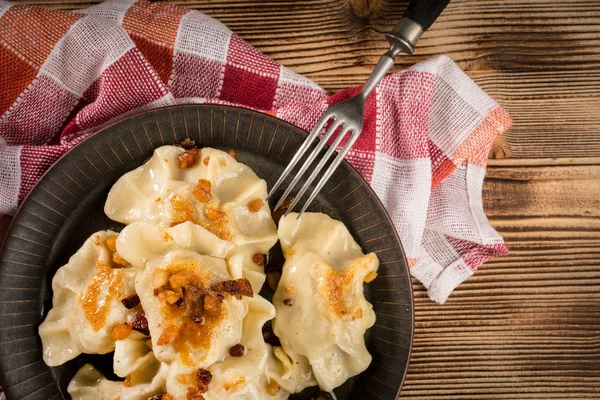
[[104, 146, 277, 253], [166, 296, 289, 400], [272, 213, 379, 392], [39, 231, 138, 366]]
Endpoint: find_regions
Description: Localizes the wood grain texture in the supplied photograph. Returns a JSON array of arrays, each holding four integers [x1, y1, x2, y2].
[[9, 0, 600, 399]]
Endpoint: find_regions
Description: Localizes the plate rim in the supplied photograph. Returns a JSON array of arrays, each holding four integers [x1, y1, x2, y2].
[[0, 103, 414, 400]]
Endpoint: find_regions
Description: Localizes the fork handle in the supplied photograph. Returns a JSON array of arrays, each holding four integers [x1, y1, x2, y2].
[[360, 0, 450, 98], [386, 0, 451, 55]]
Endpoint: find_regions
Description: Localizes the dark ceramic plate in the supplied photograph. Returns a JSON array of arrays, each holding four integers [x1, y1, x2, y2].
[[0, 104, 413, 400]]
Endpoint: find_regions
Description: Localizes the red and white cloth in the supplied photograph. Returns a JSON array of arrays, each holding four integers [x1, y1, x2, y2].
[[0, 0, 511, 304]]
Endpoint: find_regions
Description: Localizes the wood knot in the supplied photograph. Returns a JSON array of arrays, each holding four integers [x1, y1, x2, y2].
[[490, 145, 507, 159], [348, 0, 378, 18]]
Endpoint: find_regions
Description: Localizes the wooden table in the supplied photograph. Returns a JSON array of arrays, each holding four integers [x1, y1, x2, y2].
[[14, 0, 600, 399]]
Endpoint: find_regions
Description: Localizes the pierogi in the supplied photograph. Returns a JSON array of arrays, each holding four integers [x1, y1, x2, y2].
[[38, 145, 379, 400]]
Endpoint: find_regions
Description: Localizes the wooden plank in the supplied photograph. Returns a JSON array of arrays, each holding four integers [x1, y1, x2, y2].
[[13, 0, 600, 159], [402, 163, 600, 399], [483, 163, 600, 218]]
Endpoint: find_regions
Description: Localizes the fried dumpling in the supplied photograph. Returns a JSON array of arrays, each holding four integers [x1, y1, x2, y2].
[[104, 146, 277, 253], [39, 231, 138, 366], [272, 213, 379, 391]]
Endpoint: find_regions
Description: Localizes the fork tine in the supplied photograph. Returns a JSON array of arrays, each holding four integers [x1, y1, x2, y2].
[[294, 131, 361, 218], [267, 113, 333, 200], [285, 127, 352, 213], [272, 118, 344, 211]]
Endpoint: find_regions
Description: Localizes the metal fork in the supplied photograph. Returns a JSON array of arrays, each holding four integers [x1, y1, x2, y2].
[[268, 0, 450, 217]]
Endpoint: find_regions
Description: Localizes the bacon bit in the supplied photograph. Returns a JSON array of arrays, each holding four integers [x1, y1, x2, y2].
[[178, 148, 200, 169], [131, 313, 149, 335], [155, 197, 161, 203], [211, 280, 239, 296], [112, 251, 130, 267], [205, 205, 225, 221], [236, 278, 254, 297], [123, 374, 132, 387], [285, 248, 296, 256], [105, 235, 117, 252], [192, 315, 205, 325], [196, 369, 212, 393], [266, 271, 281, 291], [203, 294, 222, 317], [203, 157, 210, 166], [161, 232, 173, 242], [153, 269, 171, 290], [210, 278, 253, 298], [284, 287, 295, 295], [247, 199, 264, 213], [219, 158, 227, 166], [186, 387, 205, 400], [192, 179, 212, 203], [111, 323, 132, 340], [181, 138, 196, 149], [121, 294, 140, 309], [184, 284, 206, 314], [157, 324, 180, 346], [283, 298, 293, 306], [266, 380, 280, 396], [227, 149, 237, 159], [364, 271, 378, 283], [229, 344, 246, 357], [252, 253, 265, 266]]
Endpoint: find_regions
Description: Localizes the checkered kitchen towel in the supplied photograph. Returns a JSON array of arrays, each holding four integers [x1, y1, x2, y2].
[[0, 0, 511, 305]]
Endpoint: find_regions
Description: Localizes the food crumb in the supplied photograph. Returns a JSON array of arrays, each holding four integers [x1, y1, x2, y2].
[[111, 323, 132, 340], [229, 344, 246, 357], [252, 253, 265, 266], [227, 149, 237, 159], [161, 232, 174, 242], [178, 148, 199, 169], [196, 368, 212, 393], [155, 197, 161, 203], [283, 298, 293, 306], [219, 158, 227, 166], [247, 199, 264, 213], [285, 249, 296, 256], [266, 380, 280, 396], [203, 157, 210, 166], [180, 138, 196, 149], [364, 271, 378, 283], [121, 294, 140, 309], [284, 287, 295, 294], [131, 313, 149, 335], [192, 179, 212, 203]]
